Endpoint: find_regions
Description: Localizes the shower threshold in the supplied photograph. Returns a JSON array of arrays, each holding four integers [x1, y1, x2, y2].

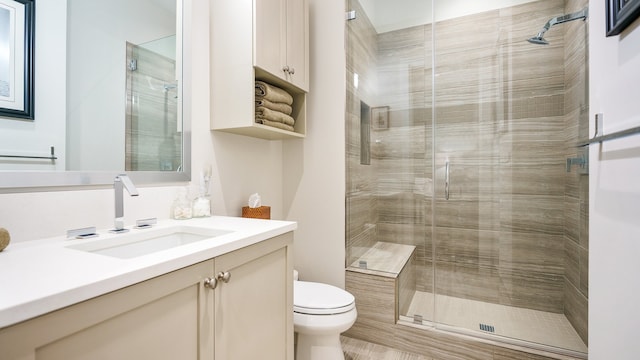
[[401, 291, 587, 359]]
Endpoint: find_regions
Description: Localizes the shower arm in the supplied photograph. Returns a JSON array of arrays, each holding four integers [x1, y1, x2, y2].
[[534, 8, 588, 38]]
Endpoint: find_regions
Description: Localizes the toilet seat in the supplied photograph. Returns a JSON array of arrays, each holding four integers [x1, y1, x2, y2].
[[294, 281, 355, 315]]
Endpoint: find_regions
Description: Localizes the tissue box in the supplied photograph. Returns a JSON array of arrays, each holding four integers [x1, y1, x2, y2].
[[242, 206, 271, 219]]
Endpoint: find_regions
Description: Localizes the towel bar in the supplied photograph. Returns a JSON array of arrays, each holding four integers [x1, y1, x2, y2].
[[577, 126, 640, 147], [577, 113, 640, 147], [0, 146, 57, 161]]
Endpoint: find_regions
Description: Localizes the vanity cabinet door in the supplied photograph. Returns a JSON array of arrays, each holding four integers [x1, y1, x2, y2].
[[214, 232, 294, 360], [0, 260, 214, 360]]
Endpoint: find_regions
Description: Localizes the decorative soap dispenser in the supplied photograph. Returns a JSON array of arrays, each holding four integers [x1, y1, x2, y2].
[[171, 187, 193, 220], [192, 166, 212, 218]]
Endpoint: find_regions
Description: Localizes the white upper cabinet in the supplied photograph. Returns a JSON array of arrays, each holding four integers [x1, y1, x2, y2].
[[210, 0, 309, 139], [254, 0, 309, 91]]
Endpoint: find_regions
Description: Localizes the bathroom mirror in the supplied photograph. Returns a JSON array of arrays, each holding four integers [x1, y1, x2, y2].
[[0, 0, 191, 191]]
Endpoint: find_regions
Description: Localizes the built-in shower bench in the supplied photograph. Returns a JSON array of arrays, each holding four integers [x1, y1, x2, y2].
[[345, 241, 416, 337]]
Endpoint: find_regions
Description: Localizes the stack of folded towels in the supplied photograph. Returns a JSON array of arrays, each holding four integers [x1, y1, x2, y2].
[[255, 80, 295, 132]]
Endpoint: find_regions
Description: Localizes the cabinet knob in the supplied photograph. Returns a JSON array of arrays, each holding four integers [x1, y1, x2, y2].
[[282, 66, 295, 75], [204, 277, 218, 290], [216, 271, 231, 283]]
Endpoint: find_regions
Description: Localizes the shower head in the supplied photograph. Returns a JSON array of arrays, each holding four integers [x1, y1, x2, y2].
[[163, 83, 178, 91], [527, 7, 588, 45], [527, 35, 549, 45]]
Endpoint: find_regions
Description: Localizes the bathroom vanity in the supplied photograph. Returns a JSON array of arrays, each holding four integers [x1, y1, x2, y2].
[[0, 216, 295, 360]]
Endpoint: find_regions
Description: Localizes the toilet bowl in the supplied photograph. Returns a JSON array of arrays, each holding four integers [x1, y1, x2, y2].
[[293, 280, 357, 360]]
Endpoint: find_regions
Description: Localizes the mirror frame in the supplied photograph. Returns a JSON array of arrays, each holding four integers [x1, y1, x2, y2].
[[0, 0, 191, 193]]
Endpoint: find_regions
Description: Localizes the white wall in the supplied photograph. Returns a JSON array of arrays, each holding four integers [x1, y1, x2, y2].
[[588, 1, 640, 359], [0, 0, 284, 243], [283, 0, 346, 288]]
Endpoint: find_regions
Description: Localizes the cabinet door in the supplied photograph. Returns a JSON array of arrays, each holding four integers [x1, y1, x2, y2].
[[0, 261, 214, 360], [214, 233, 293, 360], [254, 0, 286, 81], [285, 0, 309, 90]]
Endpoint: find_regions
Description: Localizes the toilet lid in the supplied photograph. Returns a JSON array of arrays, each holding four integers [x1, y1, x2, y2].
[[294, 281, 355, 315]]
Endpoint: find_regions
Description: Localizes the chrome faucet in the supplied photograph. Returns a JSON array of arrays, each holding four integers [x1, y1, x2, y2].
[[110, 174, 139, 233]]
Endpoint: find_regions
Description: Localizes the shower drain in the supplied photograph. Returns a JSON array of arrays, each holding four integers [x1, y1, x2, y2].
[[479, 323, 495, 333]]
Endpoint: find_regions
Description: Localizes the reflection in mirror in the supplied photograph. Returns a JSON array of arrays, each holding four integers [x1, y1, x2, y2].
[[0, 0, 190, 190], [125, 36, 181, 171], [66, 0, 180, 172]]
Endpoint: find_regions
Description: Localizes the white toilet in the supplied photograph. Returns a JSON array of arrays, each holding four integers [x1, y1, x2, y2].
[[293, 279, 357, 360]]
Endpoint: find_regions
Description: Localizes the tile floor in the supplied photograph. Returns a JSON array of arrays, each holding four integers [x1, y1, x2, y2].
[[404, 291, 588, 354], [341, 335, 429, 360]]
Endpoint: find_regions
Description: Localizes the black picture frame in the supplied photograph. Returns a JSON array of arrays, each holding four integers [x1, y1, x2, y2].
[[607, 0, 640, 36], [0, 0, 34, 120]]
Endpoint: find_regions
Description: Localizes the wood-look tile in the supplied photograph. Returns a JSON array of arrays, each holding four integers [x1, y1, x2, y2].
[[371, 125, 428, 160], [398, 252, 416, 317], [377, 193, 430, 225], [434, 228, 499, 269], [434, 199, 501, 231], [564, 281, 588, 346], [578, 244, 588, 296], [499, 232, 563, 275], [349, 242, 416, 275], [435, 261, 501, 304], [344, 317, 397, 350], [341, 336, 430, 360], [500, 195, 564, 235], [498, 267, 564, 313], [346, 270, 396, 324], [394, 324, 495, 360]]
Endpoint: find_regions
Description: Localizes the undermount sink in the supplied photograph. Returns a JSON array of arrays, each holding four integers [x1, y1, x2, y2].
[[66, 225, 232, 259]]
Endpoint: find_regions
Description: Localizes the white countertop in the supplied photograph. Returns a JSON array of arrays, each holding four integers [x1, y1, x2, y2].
[[0, 216, 296, 329]]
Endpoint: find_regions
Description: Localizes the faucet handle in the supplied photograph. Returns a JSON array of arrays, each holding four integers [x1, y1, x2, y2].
[[135, 218, 157, 229]]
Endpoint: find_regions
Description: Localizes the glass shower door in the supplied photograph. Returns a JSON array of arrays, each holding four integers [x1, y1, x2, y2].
[[431, 1, 588, 354], [344, 0, 435, 323]]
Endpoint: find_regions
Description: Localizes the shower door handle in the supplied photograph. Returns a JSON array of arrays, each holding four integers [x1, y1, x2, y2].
[[445, 160, 450, 200]]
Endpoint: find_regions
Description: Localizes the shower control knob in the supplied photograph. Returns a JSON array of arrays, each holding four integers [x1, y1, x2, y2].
[[217, 271, 231, 283], [204, 277, 218, 290]]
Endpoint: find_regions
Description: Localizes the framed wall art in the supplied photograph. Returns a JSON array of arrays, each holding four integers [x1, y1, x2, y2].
[[371, 106, 389, 130], [0, 0, 34, 120], [607, 0, 640, 36]]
